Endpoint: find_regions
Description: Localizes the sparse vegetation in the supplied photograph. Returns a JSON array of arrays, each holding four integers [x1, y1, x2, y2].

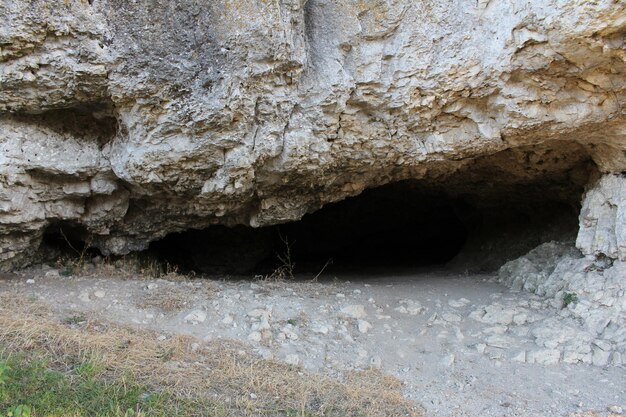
[[563, 292, 578, 308], [0, 296, 422, 417], [260, 234, 296, 281], [53, 251, 184, 281], [62, 313, 87, 326], [136, 284, 215, 312], [0, 354, 212, 417]]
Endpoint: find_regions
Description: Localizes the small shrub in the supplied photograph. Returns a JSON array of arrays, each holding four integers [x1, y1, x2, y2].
[[563, 292, 578, 308], [262, 234, 295, 281]]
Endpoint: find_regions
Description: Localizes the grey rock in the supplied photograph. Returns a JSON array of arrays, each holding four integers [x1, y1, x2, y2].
[[0, 0, 624, 268], [184, 309, 207, 324]]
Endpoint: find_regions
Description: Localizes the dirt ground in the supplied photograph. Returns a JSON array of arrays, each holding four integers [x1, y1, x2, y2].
[[1, 264, 624, 417]]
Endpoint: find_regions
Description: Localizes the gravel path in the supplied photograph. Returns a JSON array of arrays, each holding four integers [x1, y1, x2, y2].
[[2, 266, 624, 417]]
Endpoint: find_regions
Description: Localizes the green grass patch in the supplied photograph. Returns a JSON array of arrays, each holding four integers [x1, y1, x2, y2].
[[0, 354, 224, 417]]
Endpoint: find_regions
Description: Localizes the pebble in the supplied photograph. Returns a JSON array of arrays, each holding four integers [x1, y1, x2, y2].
[[357, 319, 372, 333], [184, 310, 207, 324], [222, 314, 234, 325], [485, 334, 515, 349], [26, 279, 35, 284], [440, 354, 455, 367], [247, 308, 269, 318], [511, 351, 526, 363], [481, 305, 515, 325], [592, 347, 611, 367], [94, 290, 106, 298], [448, 298, 470, 308], [527, 349, 561, 365], [340, 305, 367, 319], [442, 313, 462, 323], [247, 331, 262, 342], [396, 299, 423, 315], [285, 354, 300, 366], [312, 324, 330, 335], [369, 355, 382, 368]]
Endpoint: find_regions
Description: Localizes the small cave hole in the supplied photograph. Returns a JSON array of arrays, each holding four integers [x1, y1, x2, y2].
[[39, 222, 101, 268]]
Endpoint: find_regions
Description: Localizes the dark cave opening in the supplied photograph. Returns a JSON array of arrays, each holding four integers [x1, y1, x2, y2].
[[150, 186, 472, 275], [149, 142, 596, 277], [37, 141, 596, 278], [40, 221, 100, 262], [149, 182, 584, 277]]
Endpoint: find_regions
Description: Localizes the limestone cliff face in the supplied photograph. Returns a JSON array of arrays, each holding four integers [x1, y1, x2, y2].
[[0, 0, 625, 267]]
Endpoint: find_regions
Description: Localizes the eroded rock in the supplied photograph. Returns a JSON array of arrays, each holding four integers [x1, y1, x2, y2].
[[0, 0, 624, 267]]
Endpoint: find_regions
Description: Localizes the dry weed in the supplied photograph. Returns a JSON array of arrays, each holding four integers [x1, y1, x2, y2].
[[0, 296, 423, 417], [136, 283, 215, 312]]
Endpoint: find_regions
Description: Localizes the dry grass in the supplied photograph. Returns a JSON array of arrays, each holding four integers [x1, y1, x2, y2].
[[0, 296, 423, 417], [54, 252, 187, 281], [135, 283, 216, 312]]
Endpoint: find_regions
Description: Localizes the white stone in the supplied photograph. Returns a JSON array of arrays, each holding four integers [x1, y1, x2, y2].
[[312, 325, 330, 335], [247, 331, 262, 342], [369, 356, 382, 369], [481, 305, 515, 325], [511, 351, 526, 363], [247, 309, 269, 319], [94, 290, 106, 298], [527, 349, 561, 365], [592, 347, 611, 367], [442, 313, 462, 323], [340, 305, 367, 319], [485, 334, 515, 349], [284, 354, 300, 366], [440, 354, 455, 367], [469, 309, 486, 321], [448, 298, 470, 308], [397, 300, 423, 315], [357, 320, 372, 334], [184, 310, 207, 324]]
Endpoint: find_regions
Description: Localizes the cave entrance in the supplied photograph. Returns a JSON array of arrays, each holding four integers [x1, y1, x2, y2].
[[150, 141, 596, 278], [151, 186, 470, 275]]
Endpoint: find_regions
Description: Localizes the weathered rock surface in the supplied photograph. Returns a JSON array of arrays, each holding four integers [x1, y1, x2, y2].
[[0, 0, 625, 267], [498, 174, 626, 366]]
